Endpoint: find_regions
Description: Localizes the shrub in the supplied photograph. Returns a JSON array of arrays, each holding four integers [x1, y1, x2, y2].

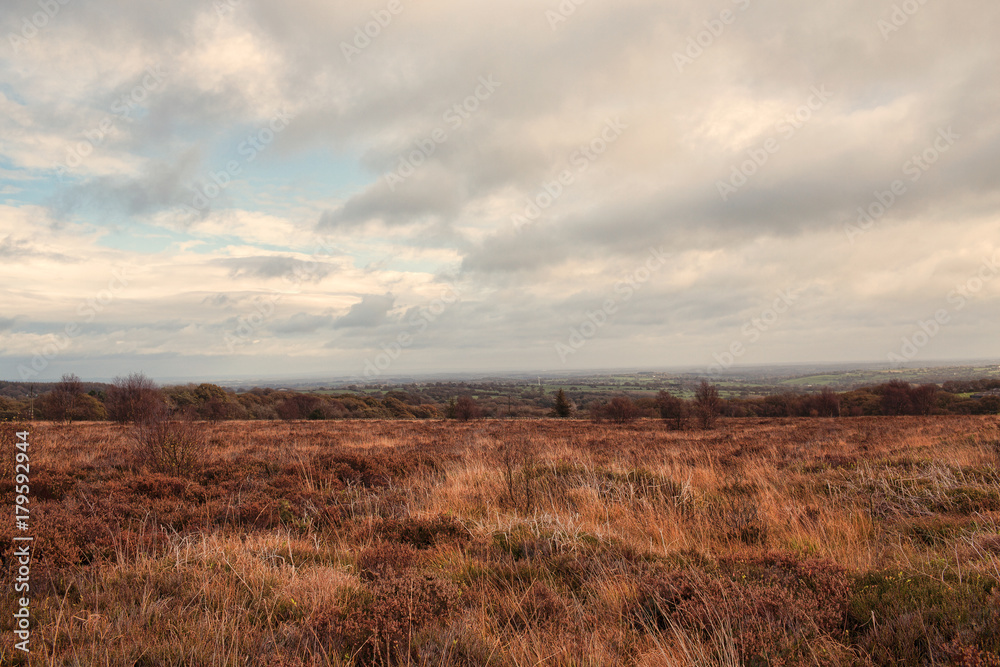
[[635, 554, 852, 666], [132, 419, 203, 476], [356, 541, 417, 581], [848, 571, 1000, 665], [310, 574, 460, 666], [494, 427, 537, 513], [376, 515, 469, 549], [603, 396, 638, 424]]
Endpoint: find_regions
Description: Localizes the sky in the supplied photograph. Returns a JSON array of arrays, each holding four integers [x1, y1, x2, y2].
[[1, 0, 999, 383]]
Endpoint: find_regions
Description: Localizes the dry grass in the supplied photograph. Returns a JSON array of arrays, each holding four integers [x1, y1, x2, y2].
[[1, 416, 999, 666]]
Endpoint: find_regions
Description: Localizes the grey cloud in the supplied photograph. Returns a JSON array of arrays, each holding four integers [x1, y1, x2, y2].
[[270, 312, 334, 334], [50, 150, 203, 219], [318, 170, 464, 230], [214, 256, 336, 283], [334, 293, 394, 329]]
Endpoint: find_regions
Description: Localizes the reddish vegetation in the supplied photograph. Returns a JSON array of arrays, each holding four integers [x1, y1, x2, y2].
[[1, 416, 999, 665]]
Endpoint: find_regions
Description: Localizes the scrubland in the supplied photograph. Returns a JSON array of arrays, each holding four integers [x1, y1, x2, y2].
[[2, 417, 999, 666]]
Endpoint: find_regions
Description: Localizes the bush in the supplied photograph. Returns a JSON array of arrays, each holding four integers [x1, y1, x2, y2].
[[310, 574, 460, 666], [603, 396, 638, 424], [132, 419, 203, 476], [635, 553, 852, 666]]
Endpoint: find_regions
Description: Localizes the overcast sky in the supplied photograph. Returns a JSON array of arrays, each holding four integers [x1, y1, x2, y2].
[[1, 0, 998, 382]]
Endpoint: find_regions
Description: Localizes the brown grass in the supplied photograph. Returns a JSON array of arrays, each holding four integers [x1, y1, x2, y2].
[[1, 416, 999, 665]]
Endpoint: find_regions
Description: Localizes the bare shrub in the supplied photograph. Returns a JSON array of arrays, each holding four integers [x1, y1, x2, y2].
[[723, 497, 770, 546], [356, 541, 417, 581], [604, 396, 639, 424], [132, 418, 203, 476], [635, 554, 852, 666], [310, 574, 460, 665], [494, 426, 537, 513]]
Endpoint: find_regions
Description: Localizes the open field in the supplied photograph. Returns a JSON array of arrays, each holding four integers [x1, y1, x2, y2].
[[3, 417, 1000, 666]]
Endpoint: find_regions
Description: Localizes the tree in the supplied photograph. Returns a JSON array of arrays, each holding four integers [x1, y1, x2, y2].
[[879, 380, 913, 416], [815, 387, 841, 417], [275, 393, 323, 420], [49, 373, 84, 422], [694, 380, 722, 429], [452, 395, 481, 421], [656, 390, 686, 430], [603, 396, 638, 424], [106, 372, 165, 425], [910, 384, 938, 416], [552, 389, 573, 418]]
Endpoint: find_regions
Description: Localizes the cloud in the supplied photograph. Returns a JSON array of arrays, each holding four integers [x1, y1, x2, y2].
[[334, 293, 395, 329], [1, 0, 998, 378], [213, 256, 336, 283], [270, 312, 334, 334]]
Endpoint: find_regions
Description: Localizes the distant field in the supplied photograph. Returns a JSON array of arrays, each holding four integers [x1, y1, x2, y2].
[[2, 417, 999, 665], [781, 366, 1000, 389]]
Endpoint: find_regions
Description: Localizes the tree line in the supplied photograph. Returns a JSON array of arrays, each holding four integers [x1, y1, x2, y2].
[[1, 374, 998, 425]]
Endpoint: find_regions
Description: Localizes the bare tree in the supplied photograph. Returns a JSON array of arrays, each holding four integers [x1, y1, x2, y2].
[[494, 425, 537, 514], [656, 390, 687, 430], [452, 395, 482, 421], [694, 380, 722, 429], [49, 373, 84, 422], [604, 396, 638, 424], [132, 418, 203, 476], [816, 387, 841, 417], [107, 372, 165, 425]]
